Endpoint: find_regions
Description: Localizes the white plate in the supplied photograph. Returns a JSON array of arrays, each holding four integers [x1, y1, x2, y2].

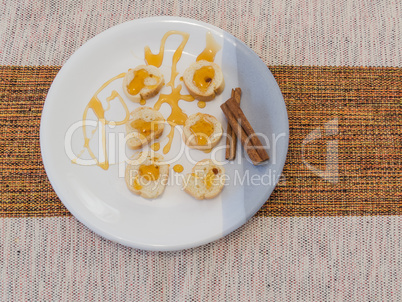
[[40, 17, 288, 251]]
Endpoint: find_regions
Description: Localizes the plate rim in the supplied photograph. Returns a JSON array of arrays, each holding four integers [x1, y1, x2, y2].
[[40, 16, 289, 251]]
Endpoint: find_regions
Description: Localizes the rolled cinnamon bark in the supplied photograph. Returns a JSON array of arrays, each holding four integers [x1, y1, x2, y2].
[[225, 90, 236, 160], [225, 97, 269, 162], [225, 88, 242, 160], [221, 101, 268, 165]]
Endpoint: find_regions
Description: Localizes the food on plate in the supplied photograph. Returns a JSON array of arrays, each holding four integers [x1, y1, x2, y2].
[[182, 60, 225, 102], [125, 152, 169, 199], [182, 112, 223, 150], [183, 159, 225, 200], [126, 107, 165, 150], [221, 96, 269, 165], [173, 164, 184, 173], [122, 65, 165, 103], [225, 87, 242, 160]]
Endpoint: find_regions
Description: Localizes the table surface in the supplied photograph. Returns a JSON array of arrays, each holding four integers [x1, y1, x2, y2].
[[1, 0, 401, 301]]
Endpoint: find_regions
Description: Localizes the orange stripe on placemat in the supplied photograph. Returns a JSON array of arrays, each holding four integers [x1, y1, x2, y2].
[[0, 65, 401, 218], [0, 66, 67, 217], [261, 66, 401, 216]]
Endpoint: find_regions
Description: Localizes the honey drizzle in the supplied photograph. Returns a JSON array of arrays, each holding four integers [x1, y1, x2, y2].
[[127, 69, 160, 96], [154, 85, 194, 126], [173, 164, 184, 173], [104, 92, 114, 111], [196, 31, 221, 62], [197, 101, 206, 108], [76, 31, 222, 170], [105, 90, 130, 125], [190, 117, 214, 146], [192, 66, 215, 91], [146, 31, 223, 154], [145, 31, 197, 154], [151, 142, 160, 151], [80, 73, 129, 170], [130, 119, 158, 137], [71, 149, 85, 164], [133, 175, 142, 190], [144, 30, 190, 87], [163, 122, 176, 154], [205, 169, 215, 188], [139, 164, 160, 181]]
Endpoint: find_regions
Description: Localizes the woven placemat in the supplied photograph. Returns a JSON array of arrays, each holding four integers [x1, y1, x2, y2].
[[0, 65, 400, 217]]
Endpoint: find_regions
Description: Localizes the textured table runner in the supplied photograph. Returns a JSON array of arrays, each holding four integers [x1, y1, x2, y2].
[[1, 65, 400, 217], [2, 0, 402, 300]]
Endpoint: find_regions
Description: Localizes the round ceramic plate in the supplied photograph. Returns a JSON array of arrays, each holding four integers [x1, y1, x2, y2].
[[40, 17, 288, 251]]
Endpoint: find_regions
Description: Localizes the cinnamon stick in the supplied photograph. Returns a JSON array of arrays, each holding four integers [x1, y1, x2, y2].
[[225, 90, 236, 160], [225, 88, 242, 160], [225, 97, 269, 162], [221, 102, 265, 165]]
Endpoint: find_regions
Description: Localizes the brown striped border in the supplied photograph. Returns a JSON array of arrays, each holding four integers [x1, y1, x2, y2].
[[0, 65, 401, 217]]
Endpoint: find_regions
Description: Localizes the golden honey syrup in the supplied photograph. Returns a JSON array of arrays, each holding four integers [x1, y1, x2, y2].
[[139, 164, 160, 181], [196, 31, 221, 62], [144, 30, 189, 87], [133, 175, 142, 190], [173, 164, 184, 173], [130, 119, 158, 137], [147, 31, 195, 154], [193, 32, 221, 92], [204, 167, 219, 189], [193, 66, 215, 92], [197, 101, 206, 108], [154, 85, 194, 126], [127, 69, 160, 96], [151, 142, 160, 151], [190, 118, 214, 146], [80, 73, 129, 170], [163, 122, 176, 154]]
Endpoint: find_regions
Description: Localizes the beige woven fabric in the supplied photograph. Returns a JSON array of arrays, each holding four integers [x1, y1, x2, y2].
[[1, 216, 402, 301], [1, 0, 401, 67], [1, 0, 401, 301]]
